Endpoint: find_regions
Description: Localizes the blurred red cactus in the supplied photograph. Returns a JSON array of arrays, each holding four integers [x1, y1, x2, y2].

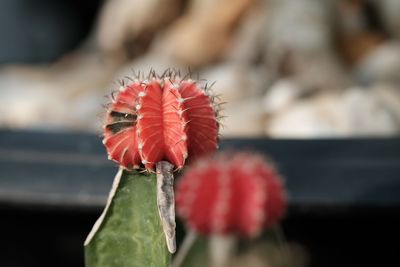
[[103, 70, 220, 170], [176, 152, 287, 238]]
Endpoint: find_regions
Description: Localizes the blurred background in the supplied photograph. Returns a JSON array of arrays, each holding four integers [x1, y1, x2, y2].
[[2, 0, 400, 137], [1, 0, 400, 266]]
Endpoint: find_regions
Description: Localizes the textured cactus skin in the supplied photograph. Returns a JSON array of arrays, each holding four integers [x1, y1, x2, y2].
[[176, 152, 287, 238], [103, 71, 219, 171], [85, 170, 170, 267]]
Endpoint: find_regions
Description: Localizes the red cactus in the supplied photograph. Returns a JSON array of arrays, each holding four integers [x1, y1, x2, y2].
[[103, 70, 220, 170], [176, 152, 287, 238]]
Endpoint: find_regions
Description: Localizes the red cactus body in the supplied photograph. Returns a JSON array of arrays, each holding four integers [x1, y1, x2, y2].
[[103, 70, 219, 170], [176, 152, 287, 238]]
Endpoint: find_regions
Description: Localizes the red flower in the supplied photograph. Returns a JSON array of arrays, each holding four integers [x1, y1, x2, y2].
[[103, 70, 219, 170], [176, 152, 287, 238]]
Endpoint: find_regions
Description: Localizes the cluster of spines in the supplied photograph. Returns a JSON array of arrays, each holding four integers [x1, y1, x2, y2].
[[112, 68, 224, 122]]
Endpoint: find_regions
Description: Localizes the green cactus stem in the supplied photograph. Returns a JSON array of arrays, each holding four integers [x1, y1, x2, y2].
[[84, 168, 171, 267]]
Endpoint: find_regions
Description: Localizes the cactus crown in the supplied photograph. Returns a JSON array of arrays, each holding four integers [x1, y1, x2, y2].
[[103, 69, 222, 171], [176, 152, 287, 238]]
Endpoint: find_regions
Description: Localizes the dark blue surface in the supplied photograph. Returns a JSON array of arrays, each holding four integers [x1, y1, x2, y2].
[[1, 129, 400, 209]]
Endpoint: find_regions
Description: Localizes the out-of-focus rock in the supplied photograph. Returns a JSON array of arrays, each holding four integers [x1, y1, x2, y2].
[[221, 98, 265, 137], [266, 97, 340, 138], [224, 1, 267, 64], [0, 72, 59, 129], [266, 87, 400, 137], [264, 0, 347, 90], [153, 0, 254, 67], [0, 80, 103, 131], [97, 0, 181, 56], [355, 42, 400, 85], [373, 83, 400, 123], [263, 79, 304, 114], [340, 87, 399, 135], [336, 0, 368, 34], [264, 0, 334, 61], [201, 64, 269, 104], [335, 0, 385, 66], [337, 32, 385, 67], [0, 52, 119, 130], [284, 52, 348, 90], [376, 0, 400, 39], [200, 63, 269, 137]]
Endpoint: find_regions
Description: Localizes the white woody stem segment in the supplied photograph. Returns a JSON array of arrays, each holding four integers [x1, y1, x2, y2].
[[156, 161, 177, 253], [172, 230, 198, 267], [209, 234, 237, 267]]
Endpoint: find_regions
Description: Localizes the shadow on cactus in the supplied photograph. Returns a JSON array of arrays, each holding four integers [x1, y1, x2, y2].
[[84, 69, 220, 267]]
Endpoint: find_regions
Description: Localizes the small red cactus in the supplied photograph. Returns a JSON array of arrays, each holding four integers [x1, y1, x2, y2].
[[103, 70, 220, 170], [176, 152, 287, 238]]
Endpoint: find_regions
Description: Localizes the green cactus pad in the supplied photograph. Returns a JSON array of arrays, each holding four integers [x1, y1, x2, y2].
[[85, 169, 170, 267]]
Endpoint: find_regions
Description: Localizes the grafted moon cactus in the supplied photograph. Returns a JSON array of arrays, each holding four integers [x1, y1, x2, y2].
[[103, 70, 220, 171], [85, 70, 220, 267], [176, 152, 287, 238]]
